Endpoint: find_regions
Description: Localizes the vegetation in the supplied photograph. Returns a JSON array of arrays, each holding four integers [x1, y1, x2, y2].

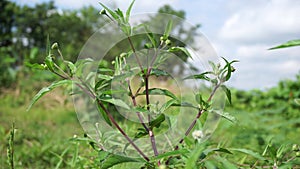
[[0, 0, 299, 168]]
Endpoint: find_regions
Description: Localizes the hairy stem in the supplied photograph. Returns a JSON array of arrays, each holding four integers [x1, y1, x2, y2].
[[96, 98, 150, 161], [127, 37, 144, 73], [127, 80, 149, 132], [145, 75, 159, 157], [174, 83, 221, 150], [73, 80, 150, 161]]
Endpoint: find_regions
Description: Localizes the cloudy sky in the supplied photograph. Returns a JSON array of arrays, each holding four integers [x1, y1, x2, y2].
[[14, 0, 300, 90]]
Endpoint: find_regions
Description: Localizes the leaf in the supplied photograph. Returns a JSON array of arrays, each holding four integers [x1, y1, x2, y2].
[[214, 156, 238, 169], [96, 99, 112, 126], [221, 85, 232, 104], [45, 54, 55, 72], [168, 46, 192, 59], [99, 151, 144, 169], [184, 72, 211, 81], [160, 99, 178, 113], [152, 149, 189, 160], [99, 97, 130, 110], [269, 39, 300, 50], [229, 148, 266, 161], [141, 88, 178, 100], [149, 114, 165, 129], [150, 68, 170, 77], [295, 98, 300, 105], [186, 144, 205, 169], [25, 62, 46, 70], [64, 61, 76, 75], [163, 19, 173, 39], [27, 80, 72, 111], [213, 110, 236, 123], [171, 101, 199, 110], [126, 0, 135, 22], [99, 2, 119, 20]]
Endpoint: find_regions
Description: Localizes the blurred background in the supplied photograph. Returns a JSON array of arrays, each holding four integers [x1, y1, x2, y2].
[[0, 0, 300, 168]]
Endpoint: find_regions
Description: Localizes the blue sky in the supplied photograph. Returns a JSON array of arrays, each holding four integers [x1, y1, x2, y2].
[[14, 0, 300, 90]]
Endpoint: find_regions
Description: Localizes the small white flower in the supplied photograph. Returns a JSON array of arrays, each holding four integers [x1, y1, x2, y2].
[[73, 134, 78, 138], [192, 130, 204, 140]]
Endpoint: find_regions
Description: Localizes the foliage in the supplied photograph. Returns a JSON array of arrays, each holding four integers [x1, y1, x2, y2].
[[27, 1, 238, 168]]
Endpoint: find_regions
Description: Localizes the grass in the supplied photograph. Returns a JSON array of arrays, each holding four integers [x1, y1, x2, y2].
[[0, 86, 87, 168]]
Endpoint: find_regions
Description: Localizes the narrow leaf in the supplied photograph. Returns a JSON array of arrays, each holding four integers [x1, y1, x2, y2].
[[96, 99, 112, 126], [295, 98, 300, 105], [213, 110, 236, 123], [164, 19, 173, 39], [27, 80, 72, 111], [184, 72, 211, 81], [221, 85, 232, 104], [229, 148, 266, 160], [141, 88, 178, 100], [100, 97, 130, 110], [152, 149, 189, 160], [64, 61, 76, 75], [168, 46, 192, 59], [100, 152, 144, 169], [160, 99, 178, 113], [99, 3, 119, 20], [126, 0, 135, 22], [149, 114, 165, 129], [269, 39, 300, 50]]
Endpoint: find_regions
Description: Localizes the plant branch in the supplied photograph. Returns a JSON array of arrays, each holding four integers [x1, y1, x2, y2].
[[127, 37, 144, 73], [174, 83, 221, 150]]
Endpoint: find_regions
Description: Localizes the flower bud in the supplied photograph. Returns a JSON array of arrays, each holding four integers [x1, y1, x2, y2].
[[51, 42, 58, 49], [292, 144, 299, 151], [296, 152, 300, 157], [165, 39, 171, 46]]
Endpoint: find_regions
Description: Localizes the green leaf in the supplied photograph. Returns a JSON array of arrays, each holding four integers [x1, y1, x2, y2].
[[229, 148, 266, 161], [269, 39, 300, 50], [96, 99, 112, 126], [163, 19, 173, 39], [170, 101, 199, 110], [214, 156, 238, 169], [25, 62, 46, 70], [64, 61, 76, 75], [99, 97, 130, 110], [126, 0, 135, 22], [149, 114, 165, 129], [184, 72, 211, 81], [160, 99, 178, 113], [168, 46, 192, 59], [221, 85, 232, 104], [213, 110, 236, 123], [186, 144, 205, 169], [295, 98, 300, 105], [45, 54, 55, 72], [152, 149, 189, 160], [99, 3, 119, 20], [99, 151, 144, 169], [141, 88, 178, 100], [150, 68, 170, 77], [27, 80, 72, 111]]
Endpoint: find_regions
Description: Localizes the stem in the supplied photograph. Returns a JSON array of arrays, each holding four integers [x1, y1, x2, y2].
[[127, 79, 149, 131], [166, 83, 221, 164], [73, 81, 150, 161], [127, 37, 144, 72], [175, 83, 221, 150], [145, 75, 159, 157], [96, 98, 150, 161]]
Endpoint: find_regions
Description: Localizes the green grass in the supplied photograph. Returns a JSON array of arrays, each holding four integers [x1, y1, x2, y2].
[[0, 87, 90, 168]]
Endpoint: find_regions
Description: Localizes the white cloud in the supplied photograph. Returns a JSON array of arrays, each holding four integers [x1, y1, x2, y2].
[[220, 0, 300, 44]]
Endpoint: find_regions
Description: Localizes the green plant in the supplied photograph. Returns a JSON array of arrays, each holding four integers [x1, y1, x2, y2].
[[27, 1, 239, 168], [7, 123, 15, 169]]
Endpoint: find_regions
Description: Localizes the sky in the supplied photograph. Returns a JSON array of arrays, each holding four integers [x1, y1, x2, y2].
[[14, 0, 300, 90]]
